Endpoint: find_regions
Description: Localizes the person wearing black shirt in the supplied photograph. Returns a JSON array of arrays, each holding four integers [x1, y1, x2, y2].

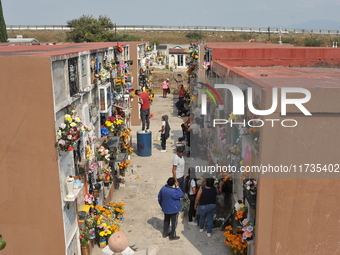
[[194, 178, 224, 237]]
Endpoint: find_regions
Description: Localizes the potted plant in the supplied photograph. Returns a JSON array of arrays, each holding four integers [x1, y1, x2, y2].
[[79, 225, 90, 255], [85, 213, 97, 240], [0, 235, 6, 250]]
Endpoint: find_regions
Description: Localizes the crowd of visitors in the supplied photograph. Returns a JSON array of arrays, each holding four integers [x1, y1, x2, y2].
[[134, 77, 226, 243], [156, 81, 225, 241]]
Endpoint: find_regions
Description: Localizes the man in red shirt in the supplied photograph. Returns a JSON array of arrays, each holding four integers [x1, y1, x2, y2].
[[135, 90, 151, 132]]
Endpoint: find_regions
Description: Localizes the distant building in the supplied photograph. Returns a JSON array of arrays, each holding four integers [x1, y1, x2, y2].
[[7, 37, 39, 43]]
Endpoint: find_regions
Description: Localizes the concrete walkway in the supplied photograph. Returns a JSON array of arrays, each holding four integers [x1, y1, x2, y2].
[[92, 92, 231, 255]]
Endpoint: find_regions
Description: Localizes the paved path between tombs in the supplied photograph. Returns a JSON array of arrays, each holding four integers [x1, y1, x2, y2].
[[92, 92, 231, 255]]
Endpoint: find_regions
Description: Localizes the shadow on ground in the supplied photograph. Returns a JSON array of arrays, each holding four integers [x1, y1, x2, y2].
[[147, 217, 164, 235]]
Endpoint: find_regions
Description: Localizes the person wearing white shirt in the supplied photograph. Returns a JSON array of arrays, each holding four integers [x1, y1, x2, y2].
[[172, 146, 186, 192]]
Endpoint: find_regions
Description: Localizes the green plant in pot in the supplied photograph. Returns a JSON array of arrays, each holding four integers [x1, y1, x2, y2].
[[79, 226, 90, 247], [0, 235, 7, 250]]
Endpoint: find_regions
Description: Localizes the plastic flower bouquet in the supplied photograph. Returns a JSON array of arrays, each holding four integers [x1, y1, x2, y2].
[[241, 218, 254, 241], [95, 145, 110, 161], [105, 116, 124, 133], [98, 69, 110, 80], [234, 200, 248, 220], [57, 113, 85, 151], [244, 179, 257, 193], [84, 193, 95, 205]]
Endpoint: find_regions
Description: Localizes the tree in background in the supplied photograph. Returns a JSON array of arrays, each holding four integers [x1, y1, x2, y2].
[[66, 15, 114, 42], [66, 15, 141, 43], [0, 0, 8, 42]]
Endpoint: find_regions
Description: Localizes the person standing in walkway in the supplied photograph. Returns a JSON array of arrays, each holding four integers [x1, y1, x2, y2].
[[162, 78, 170, 98], [159, 115, 171, 152], [194, 178, 224, 237], [158, 177, 184, 240], [185, 167, 198, 226], [135, 89, 150, 132], [172, 146, 185, 193], [188, 118, 200, 159], [178, 85, 185, 100]]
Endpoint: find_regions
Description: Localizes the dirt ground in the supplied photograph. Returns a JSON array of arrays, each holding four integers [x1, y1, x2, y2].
[[150, 67, 188, 94]]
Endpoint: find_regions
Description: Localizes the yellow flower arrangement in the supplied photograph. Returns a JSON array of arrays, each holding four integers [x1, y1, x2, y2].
[[91, 201, 126, 240], [85, 145, 93, 159]]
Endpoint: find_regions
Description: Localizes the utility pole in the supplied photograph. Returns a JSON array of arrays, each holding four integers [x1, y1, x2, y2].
[[268, 27, 271, 42]]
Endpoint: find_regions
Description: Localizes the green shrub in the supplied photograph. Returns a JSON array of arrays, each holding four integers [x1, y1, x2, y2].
[[186, 32, 204, 42], [304, 37, 325, 47]]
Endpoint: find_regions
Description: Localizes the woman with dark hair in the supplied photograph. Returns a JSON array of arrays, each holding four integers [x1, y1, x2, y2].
[[178, 85, 185, 100], [194, 178, 224, 237], [185, 167, 198, 226], [159, 115, 171, 152]]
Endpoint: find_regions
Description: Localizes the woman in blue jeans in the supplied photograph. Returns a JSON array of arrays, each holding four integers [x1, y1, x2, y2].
[[194, 178, 224, 237]]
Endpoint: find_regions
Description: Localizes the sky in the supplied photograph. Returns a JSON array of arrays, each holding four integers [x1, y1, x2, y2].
[[2, 0, 340, 29]]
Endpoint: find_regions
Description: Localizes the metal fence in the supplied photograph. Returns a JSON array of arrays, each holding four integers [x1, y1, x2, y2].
[[6, 25, 340, 35]]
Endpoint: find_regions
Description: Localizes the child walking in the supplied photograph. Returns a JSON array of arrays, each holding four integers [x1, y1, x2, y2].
[[159, 115, 171, 152]]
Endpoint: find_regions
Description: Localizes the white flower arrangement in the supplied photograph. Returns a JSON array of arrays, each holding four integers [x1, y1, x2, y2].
[[98, 69, 110, 80], [234, 200, 246, 211], [244, 179, 257, 192], [66, 175, 74, 182]]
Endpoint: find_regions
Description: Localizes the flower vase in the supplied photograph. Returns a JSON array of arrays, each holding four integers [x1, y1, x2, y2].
[[89, 228, 95, 239], [250, 191, 256, 195], [65, 181, 75, 199], [179, 211, 185, 219], [81, 244, 90, 255], [99, 237, 107, 248]]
